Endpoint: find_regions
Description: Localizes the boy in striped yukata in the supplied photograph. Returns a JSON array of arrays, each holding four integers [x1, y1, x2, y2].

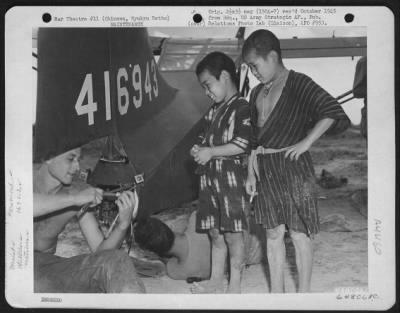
[[190, 52, 251, 293], [242, 30, 350, 293]]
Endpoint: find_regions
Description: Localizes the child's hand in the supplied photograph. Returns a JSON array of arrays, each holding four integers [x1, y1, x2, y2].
[[245, 174, 257, 196], [194, 147, 213, 165], [190, 144, 200, 157], [284, 139, 312, 161]]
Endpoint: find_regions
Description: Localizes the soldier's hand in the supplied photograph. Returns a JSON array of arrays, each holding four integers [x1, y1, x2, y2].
[[115, 191, 138, 230], [74, 187, 103, 207]]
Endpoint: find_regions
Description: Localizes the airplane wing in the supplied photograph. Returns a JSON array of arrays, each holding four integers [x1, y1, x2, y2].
[[153, 36, 366, 70]]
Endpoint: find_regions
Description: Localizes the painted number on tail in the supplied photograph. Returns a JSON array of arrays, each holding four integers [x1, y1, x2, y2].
[[75, 74, 98, 126], [75, 59, 159, 125]]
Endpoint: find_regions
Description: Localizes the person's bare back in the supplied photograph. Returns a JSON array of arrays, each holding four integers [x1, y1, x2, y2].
[[166, 212, 211, 280]]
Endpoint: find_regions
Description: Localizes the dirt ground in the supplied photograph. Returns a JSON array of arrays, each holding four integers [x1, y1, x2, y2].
[[56, 126, 368, 293]]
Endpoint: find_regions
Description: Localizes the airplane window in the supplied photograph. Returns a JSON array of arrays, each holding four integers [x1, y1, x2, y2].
[[164, 44, 204, 55], [159, 55, 197, 71], [158, 39, 241, 71]]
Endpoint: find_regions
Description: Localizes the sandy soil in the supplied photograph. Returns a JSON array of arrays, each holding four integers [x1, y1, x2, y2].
[[56, 126, 368, 293]]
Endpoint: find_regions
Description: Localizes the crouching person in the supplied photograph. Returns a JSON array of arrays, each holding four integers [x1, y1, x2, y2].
[[133, 211, 263, 284], [33, 147, 146, 293], [134, 211, 211, 281]]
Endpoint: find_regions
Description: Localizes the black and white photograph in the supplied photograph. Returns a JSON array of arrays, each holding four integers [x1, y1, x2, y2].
[[5, 6, 395, 310]]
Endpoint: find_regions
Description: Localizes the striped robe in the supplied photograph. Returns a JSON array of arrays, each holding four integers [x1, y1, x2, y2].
[[249, 70, 350, 235], [196, 94, 251, 232]]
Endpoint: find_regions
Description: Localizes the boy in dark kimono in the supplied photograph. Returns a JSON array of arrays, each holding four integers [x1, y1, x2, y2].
[[190, 52, 251, 293], [242, 30, 350, 293]]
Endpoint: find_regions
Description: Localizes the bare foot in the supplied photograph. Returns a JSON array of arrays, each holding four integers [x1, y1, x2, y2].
[[190, 280, 225, 294]]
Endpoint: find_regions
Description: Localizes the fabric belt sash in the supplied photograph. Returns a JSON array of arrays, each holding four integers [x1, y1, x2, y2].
[[252, 146, 289, 180]]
